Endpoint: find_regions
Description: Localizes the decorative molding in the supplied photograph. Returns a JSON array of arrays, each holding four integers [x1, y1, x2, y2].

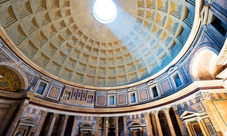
[[200, 92, 211, 101]]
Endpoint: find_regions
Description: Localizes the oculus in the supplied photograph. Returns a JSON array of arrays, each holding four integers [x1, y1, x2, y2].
[[93, 0, 117, 24]]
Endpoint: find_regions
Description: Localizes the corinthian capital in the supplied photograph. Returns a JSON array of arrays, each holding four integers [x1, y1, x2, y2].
[[200, 92, 211, 101]]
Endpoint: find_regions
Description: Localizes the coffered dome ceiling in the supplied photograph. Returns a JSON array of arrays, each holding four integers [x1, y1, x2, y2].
[[0, 0, 195, 87]]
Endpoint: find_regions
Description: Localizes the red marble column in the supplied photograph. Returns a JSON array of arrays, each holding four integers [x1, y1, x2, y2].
[[0, 103, 17, 135], [6, 101, 28, 136], [47, 113, 58, 136], [35, 111, 48, 136], [60, 115, 69, 136], [71, 116, 78, 136], [123, 116, 128, 136], [115, 117, 119, 136]]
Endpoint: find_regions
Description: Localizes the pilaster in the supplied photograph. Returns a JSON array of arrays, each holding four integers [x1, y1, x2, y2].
[[71, 116, 78, 136], [172, 106, 187, 136], [6, 101, 28, 136], [35, 110, 48, 136]]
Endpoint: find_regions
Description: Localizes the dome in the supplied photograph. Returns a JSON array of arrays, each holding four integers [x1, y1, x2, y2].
[[0, 0, 227, 136], [0, 0, 196, 88]]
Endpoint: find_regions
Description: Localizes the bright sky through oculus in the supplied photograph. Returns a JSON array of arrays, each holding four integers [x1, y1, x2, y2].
[[93, 0, 117, 24]]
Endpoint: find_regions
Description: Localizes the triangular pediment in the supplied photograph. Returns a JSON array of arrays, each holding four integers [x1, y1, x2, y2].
[[127, 87, 137, 92], [20, 117, 36, 125], [167, 67, 178, 75], [108, 90, 116, 94], [180, 111, 197, 118]]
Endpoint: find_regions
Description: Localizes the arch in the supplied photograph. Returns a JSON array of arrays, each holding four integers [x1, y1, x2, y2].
[[0, 62, 29, 92], [190, 47, 218, 81], [79, 123, 92, 136], [129, 122, 144, 136]]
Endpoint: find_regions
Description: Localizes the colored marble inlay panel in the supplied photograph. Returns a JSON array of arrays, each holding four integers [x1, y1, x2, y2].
[[97, 95, 105, 105], [139, 90, 148, 100], [119, 94, 126, 104], [160, 79, 171, 93], [0, 108, 8, 123], [213, 100, 227, 125], [48, 86, 60, 99]]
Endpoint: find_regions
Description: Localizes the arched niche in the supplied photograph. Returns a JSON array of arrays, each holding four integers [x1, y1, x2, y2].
[[129, 122, 144, 136], [0, 62, 29, 92], [190, 47, 218, 81], [79, 123, 92, 136]]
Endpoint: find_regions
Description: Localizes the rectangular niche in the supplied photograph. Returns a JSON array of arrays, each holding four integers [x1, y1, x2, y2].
[[173, 73, 183, 88], [108, 95, 115, 106], [151, 86, 159, 98], [35, 81, 48, 95], [130, 92, 137, 104]]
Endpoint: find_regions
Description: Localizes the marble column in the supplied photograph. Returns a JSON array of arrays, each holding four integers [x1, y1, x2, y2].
[[200, 118, 209, 135], [47, 113, 58, 136], [35, 111, 48, 136], [144, 113, 154, 136], [172, 106, 187, 136], [105, 117, 109, 136], [185, 122, 193, 136], [0, 103, 17, 135], [115, 117, 119, 136], [123, 116, 128, 136], [163, 108, 176, 136], [71, 116, 78, 136], [150, 113, 158, 136], [95, 117, 101, 136], [6, 101, 28, 136], [152, 110, 163, 136], [60, 115, 69, 136], [197, 119, 207, 136], [27, 126, 33, 136]]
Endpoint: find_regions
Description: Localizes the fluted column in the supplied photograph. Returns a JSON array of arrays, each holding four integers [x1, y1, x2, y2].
[[150, 113, 158, 136], [47, 113, 58, 136], [123, 116, 128, 136], [185, 122, 192, 136], [200, 118, 209, 135], [95, 117, 101, 136], [197, 119, 207, 136], [0, 103, 17, 135], [6, 101, 28, 136], [35, 111, 48, 136], [163, 108, 176, 136], [27, 126, 33, 136], [172, 106, 187, 136], [152, 110, 163, 136], [144, 113, 154, 136], [71, 116, 78, 136], [60, 115, 69, 136], [105, 117, 109, 136], [115, 117, 119, 136]]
